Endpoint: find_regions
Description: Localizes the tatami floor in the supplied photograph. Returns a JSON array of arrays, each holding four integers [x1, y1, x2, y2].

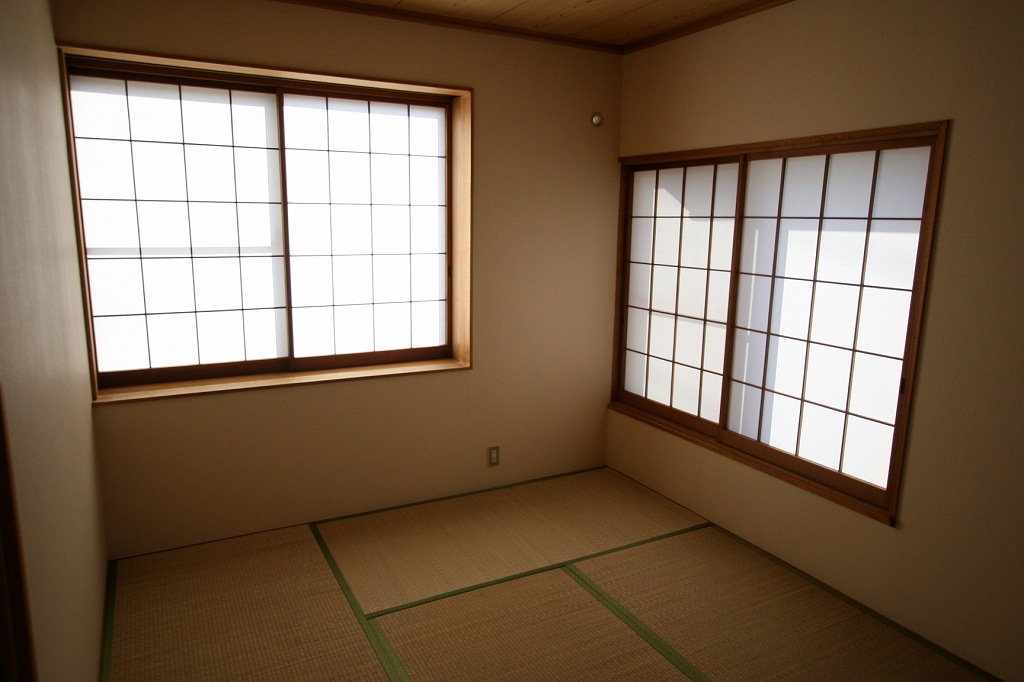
[[103, 468, 990, 681]]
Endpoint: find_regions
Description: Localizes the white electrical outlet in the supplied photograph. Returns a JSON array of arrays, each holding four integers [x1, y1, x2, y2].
[[488, 446, 500, 466]]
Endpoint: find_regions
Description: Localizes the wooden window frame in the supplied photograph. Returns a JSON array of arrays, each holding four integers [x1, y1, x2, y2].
[[59, 47, 472, 403], [611, 122, 948, 524]]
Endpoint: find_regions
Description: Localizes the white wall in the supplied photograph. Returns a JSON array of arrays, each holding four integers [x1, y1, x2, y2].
[[612, 1, 1024, 679], [0, 0, 108, 679], [51, 0, 624, 559]]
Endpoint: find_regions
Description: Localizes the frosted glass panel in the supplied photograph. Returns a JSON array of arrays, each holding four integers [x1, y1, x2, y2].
[[234, 149, 281, 203], [372, 205, 411, 254], [285, 150, 330, 203], [676, 268, 706, 318], [409, 105, 446, 157], [817, 220, 867, 284], [798, 403, 844, 470], [284, 95, 328, 150], [656, 168, 684, 216], [290, 255, 333, 307], [410, 254, 445, 301], [373, 255, 411, 303], [804, 343, 852, 410], [147, 313, 199, 368], [734, 274, 770, 332], [675, 317, 703, 368], [731, 329, 766, 383], [728, 381, 762, 439], [630, 218, 654, 263], [133, 142, 187, 200], [624, 351, 647, 396], [849, 353, 902, 424], [370, 103, 409, 154], [810, 282, 859, 347], [289, 204, 332, 255], [328, 99, 370, 152], [647, 358, 672, 405], [873, 147, 930, 219], [654, 218, 681, 265], [762, 392, 800, 454], [864, 220, 920, 289], [193, 258, 242, 311], [703, 322, 727, 373], [374, 302, 412, 351], [412, 300, 445, 347], [410, 157, 445, 206], [333, 253, 374, 303], [652, 265, 678, 313], [190, 203, 239, 256], [185, 145, 236, 202], [240, 256, 285, 308], [330, 153, 371, 204], [625, 307, 649, 353], [700, 372, 722, 421], [334, 305, 374, 354], [181, 87, 232, 145], [232, 91, 278, 148], [744, 159, 782, 216], [713, 163, 739, 217], [328, 205, 371, 256], [770, 278, 812, 339], [628, 264, 651, 308], [672, 365, 700, 416], [70, 76, 129, 139], [856, 287, 911, 358], [739, 218, 776, 275], [775, 219, 817, 279], [82, 200, 139, 257], [706, 271, 731, 323], [128, 81, 182, 143], [781, 155, 825, 217], [143, 259, 195, 313], [842, 417, 893, 487], [371, 155, 410, 205], [632, 171, 657, 216], [411, 206, 445, 254], [88, 259, 145, 316], [683, 165, 714, 217], [244, 308, 288, 360], [94, 316, 149, 371], [649, 312, 675, 360], [137, 202, 190, 257], [292, 306, 335, 357], [679, 218, 710, 268], [238, 204, 284, 255], [709, 219, 734, 270], [824, 151, 874, 217], [765, 336, 806, 397], [197, 311, 245, 363], [75, 140, 135, 199]]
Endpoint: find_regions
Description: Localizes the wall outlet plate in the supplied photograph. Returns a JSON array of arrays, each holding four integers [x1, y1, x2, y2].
[[488, 446, 500, 466]]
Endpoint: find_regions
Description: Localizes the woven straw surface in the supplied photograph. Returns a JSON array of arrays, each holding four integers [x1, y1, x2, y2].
[[378, 569, 686, 681], [110, 525, 387, 681], [316, 468, 705, 613], [577, 527, 983, 681]]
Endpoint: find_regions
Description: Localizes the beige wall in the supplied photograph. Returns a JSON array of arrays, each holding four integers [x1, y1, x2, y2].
[[51, 0, 623, 559], [0, 0, 108, 679], [613, 0, 1024, 679]]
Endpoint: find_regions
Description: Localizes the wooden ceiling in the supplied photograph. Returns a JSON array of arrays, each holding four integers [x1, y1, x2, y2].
[[278, 0, 795, 52]]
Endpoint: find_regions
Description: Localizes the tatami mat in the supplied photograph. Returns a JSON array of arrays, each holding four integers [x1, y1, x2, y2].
[[108, 525, 387, 681], [576, 527, 983, 681], [315, 468, 706, 614], [377, 569, 687, 681]]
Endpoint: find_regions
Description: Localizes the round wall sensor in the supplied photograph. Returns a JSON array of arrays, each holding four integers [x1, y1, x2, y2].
[[591, 112, 604, 127]]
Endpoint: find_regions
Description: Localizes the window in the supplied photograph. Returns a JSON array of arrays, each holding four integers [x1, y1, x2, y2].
[[613, 123, 947, 522], [62, 49, 471, 398]]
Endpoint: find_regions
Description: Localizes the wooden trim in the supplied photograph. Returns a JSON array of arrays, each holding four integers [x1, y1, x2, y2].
[[0, 381, 38, 680]]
